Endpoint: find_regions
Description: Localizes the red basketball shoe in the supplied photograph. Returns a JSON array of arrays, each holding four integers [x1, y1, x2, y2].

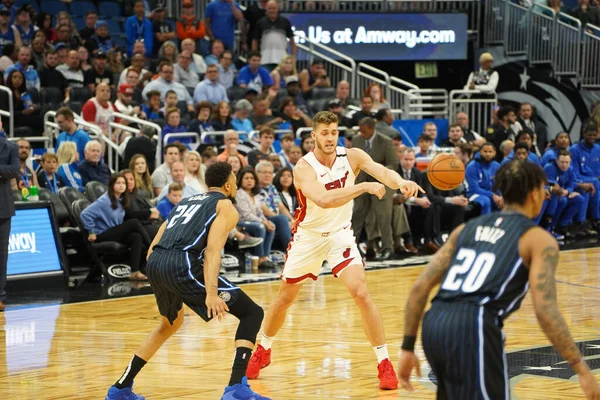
[[377, 358, 399, 390], [246, 345, 271, 379]]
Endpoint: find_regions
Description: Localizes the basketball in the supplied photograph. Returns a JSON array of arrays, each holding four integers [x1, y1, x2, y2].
[[427, 153, 465, 191]]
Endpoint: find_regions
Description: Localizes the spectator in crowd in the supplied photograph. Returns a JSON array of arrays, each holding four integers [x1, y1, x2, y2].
[[250, 96, 279, 129], [272, 75, 309, 115], [79, 11, 97, 41], [255, 160, 293, 248], [193, 63, 228, 104], [84, 21, 113, 55], [4, 46, 39, 91], [151, 143, 180, 196], [248, 127, 275, 166], [570, 0, 600, 28], [545, 150, 589, 238], [121, 168, 161, 239], [82, 83, 119, 137], [152, 6, 175, 57], [201, 148, 217, 174], [455, 111, 485, 145], [11, 6, 35, 48], [57, 50, 84, 88], [569, 123, 600, 229], [299, 58, 330, 95], [125, 0, 153, 57], [274, 166, 297, 214], [156, 160, 200, 201], [270, 55, 297, 91], [55, 107, 91, 162], [541, 132, 571, 165], [487, 105, 517, 159], [276, 132, 294, 169], [454, 142, 473, 167], [211, 101, 234, 131], [158, 90, 179, 117], [351, 117, 398, 260], [141, 90, 162, 121], [330, 80, 356, 111], [374, 108, 400, 139], [502, 142, 533, 166], [121, 67, 144, 104], [441, 124, 465, 147], [188, 101, 215, 136], [463, 52, 499, 95], [56, 12, 80, 47], [178, 41, 204, 78], [465, 142, 502, 215], [119, 53, 151, 86], [518, 102, 547, 154], [56, 141, 83, 191], [176, 1, 205, 46], [204, 38, 225, 66], [415, 134, 434, 157], [204, 0, 243, 50], [227, 154, 242, 176], [238, 51, 273, 92], [231, 99, 254, 133], [115, 83, 145, 119], [547, 0, 570, 14], [53, 43, 68, 67], [30, 35, 45, 69], [515, 130, 542, 165], [300, 135, 314, 155], [277, 97, 311, 134], [0, 43, 15, 74], [363, 83, 389, 112], [174, 50, 200, 91], [107, 48, 124, 76], [242, 0, 267, 51], [55, 24, 78, 51], [288, 146, 302, 167], [499, 140, 514, 161], [348, 95, 375, 127], [129, 154, 154, 199], [2, 69, 43, 135], [0, 8, 14, 55], [77, 46, 92, 71], [81, 173, 151, 281], [216, 129, 248, 165], [422, 122, 439, 145], [268, 152, 282, 172], [84, 50, 112, 93], [143, 62, 194, 113], [184, 150, 208, 193], [252, 0, 296, 70], [157, 40, 178, 65], [37, 152, 62, 194], [35, 13, 55, 43], [156, 182, 182, 219], [326, 98, 344, 123], [162, 108, 189, 147], [78, 140, 111, 186], [11, 139, 38, 190], [217, 50, 235, 89], [235, 167, 276, 268]]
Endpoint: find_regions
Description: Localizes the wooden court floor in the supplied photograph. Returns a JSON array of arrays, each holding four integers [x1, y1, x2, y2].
[[1, 248, 600, 400]]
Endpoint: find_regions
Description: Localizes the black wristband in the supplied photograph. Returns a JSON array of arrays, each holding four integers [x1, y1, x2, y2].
[[401, 335, 416, 351]]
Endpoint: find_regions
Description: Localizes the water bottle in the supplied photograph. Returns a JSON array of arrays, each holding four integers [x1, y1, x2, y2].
[[29, 185, 39, 201], [21, 187, 29, 201], [244, 253, 252, 274]]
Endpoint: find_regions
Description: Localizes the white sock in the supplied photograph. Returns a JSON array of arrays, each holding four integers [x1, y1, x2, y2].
[[373, 344, 389, 363], [260, 333, 274, 350]]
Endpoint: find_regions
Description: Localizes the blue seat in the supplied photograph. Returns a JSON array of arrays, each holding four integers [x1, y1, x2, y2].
[[41, 0, 68, 14], [98, 1, 122, 18], [70, 1, 97, 17], [16, 0, 40, 12], [73, 17, 85, 31], [111, 35, 126, 50], [105, 19, 122, 34]]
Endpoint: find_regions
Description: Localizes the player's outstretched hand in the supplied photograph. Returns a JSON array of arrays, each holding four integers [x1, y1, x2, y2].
[[206, 294, 229, 321], [363, 182, 386, 199], [398, 350, 421, 392], [399, 179, 425, 198], [579, 370, 600, 399]]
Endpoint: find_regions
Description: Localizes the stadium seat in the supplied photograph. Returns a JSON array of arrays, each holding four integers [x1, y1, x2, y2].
[[70, 87, 92, 103], [73, 17, 86, 31], [70, 1, 97, 17], [41, 0, 68, 14], [105, 20, 122, 34], [227, 86, 246, 103], [16, 0, 39, 12], [308, 98, 329, 115], [38, 188, 71, 227], [59, 187, 87, 217], [111, 35, 127, 51], [67, 101, 83, 115], [311, 87, 336, 100], [28, 87, 40, 104], [84, 181, 107, 202], [42, 87, 64, 104], [98, 1, 122, 18]]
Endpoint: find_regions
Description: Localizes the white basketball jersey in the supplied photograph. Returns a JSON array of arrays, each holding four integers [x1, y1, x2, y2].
[[294, 147, 356, 234]]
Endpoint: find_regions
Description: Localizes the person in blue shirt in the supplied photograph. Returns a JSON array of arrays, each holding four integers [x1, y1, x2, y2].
[[163, 108, 192, 147], [55, 107, 90, 162], [231, 99, 254, 133], [569, 123, 600, 226], [541, 132, 571, 166], [544, 150, 591, 239], [237, 51, 273, 93], [193, 64, 229, 105], [415, 134, 434, 158], [37, 153, 63, 194], [11, 6, 34, 48], [156, 182, 183, 219], [141, 90, 162, 121], [125, 0, 153, 57], [80, 173, 152, 281], [56, 141, 84, 192], [4, 46, 40, 92], [204, 0, 243, 50], [465, 142, 502, 215], [0, 8, 15, 55], [156, 160, 200, 201], [188, 101, 215, 137]]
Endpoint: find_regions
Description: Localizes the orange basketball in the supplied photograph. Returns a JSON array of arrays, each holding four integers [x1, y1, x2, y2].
[[427, 154, 465, 191]]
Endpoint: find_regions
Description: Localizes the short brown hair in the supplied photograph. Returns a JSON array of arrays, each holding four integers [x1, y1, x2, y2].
[[168, 182, 183, 193], [55, 107, 75, 120], [449, 123, 463, 131], [41, 153, 58, 163], [195, 100, 212, 114], [280, 133, 294, 142], [312, 111, 338, 128], [166, 107, 180, 119], [146, 90, 161, 100], [418, 134, 434, 142], [202, 148, 217, 159], [456, 142, 473, 157], [259, 126, 275, 138]]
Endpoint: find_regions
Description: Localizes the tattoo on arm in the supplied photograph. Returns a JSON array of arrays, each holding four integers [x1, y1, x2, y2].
[[534, 246, 582, 364]]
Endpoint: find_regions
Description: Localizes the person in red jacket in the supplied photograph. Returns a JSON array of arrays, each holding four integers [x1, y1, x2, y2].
[[176, 0, 205, 42]]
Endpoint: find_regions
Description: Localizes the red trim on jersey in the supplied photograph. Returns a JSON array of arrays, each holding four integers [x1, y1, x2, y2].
[[283, 273, 319, 284], [291, 189, 307, 235], [332, 257, 355, 277]]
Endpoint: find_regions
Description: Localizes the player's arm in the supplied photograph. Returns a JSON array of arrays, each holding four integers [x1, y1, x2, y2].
[[294, 158, 385, 208], [347, 147, 424, 197], [522, 228, 600, 397], [146, 220, 167, 260], [204, 199, 239, 320], [398, 224, 464, 391]]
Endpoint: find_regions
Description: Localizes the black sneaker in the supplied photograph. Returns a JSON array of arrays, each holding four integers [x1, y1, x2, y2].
[[258, 260, 277, 270]]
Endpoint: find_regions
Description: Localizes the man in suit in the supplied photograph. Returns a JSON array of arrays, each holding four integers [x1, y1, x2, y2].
[[517, 103, 547, 156], [0, 125, 20, 311], [351, 117, 399, 260], [422, 170, 468, 238]]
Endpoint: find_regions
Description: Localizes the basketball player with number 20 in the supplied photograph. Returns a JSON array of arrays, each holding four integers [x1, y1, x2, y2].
[[246, 111, 424, 390]]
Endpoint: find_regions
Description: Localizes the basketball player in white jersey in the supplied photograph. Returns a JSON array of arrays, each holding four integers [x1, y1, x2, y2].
[[246, 111, 424, 389]]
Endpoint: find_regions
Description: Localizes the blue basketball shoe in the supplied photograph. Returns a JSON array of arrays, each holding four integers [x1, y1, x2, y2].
[[221, 377, 271, 400], [105, 383, 145, 400]]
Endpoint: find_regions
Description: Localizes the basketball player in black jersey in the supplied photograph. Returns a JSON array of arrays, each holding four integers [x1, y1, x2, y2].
[[105, 162, 270, 400], [398, 160, 600, 399]]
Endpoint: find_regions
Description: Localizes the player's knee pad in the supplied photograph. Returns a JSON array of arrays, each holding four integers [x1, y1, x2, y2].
[[232, 293, 264, 343]]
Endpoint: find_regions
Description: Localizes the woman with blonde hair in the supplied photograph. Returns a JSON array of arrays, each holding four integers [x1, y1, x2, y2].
[[157, 41, 179, 64], [271, 55, 298, 90], [56, 142, 84, 192], [107, 48, 125, 75], [77, 46, 92, 72], [184, 151, 208, 193], [129, 154, 153, 200], [363, 82, 390, 111]]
